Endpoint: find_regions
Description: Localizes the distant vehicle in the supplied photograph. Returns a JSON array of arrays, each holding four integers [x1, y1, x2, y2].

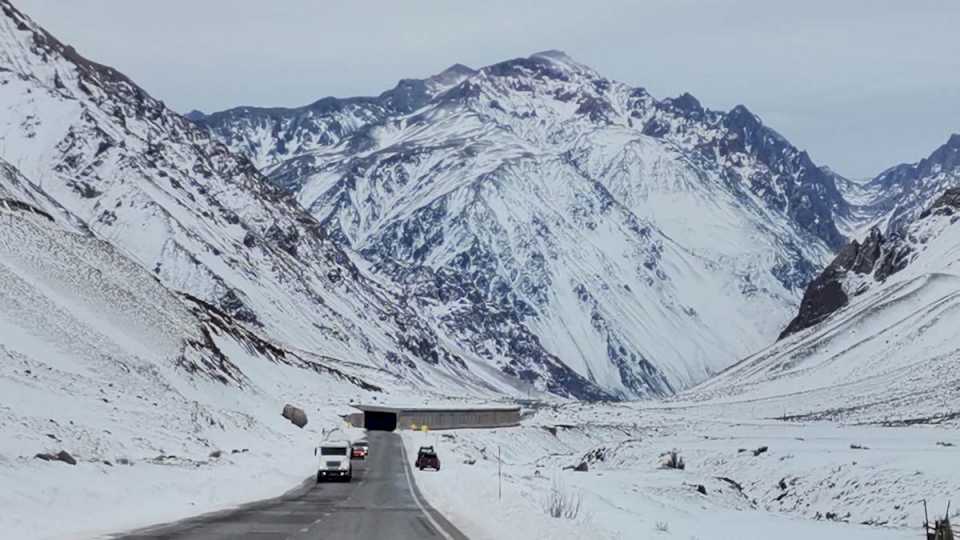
[[315, 441, 352, 482], [351, 441, 368, 460], [415, 446, 440, 471]]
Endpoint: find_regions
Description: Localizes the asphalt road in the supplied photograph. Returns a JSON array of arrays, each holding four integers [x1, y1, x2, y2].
[[113, 431, 467, 540]]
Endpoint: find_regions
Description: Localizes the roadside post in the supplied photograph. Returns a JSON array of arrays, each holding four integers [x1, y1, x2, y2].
[[498, 445, 502, 501]]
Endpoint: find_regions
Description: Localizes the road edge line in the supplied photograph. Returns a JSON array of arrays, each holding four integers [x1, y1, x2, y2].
[[399, 436, 456, 540]]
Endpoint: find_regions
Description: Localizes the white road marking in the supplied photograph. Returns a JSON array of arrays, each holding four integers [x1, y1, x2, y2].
[[399, 438, 455, 540]]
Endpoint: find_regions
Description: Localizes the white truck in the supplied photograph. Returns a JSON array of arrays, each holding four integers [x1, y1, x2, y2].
[[315, 440, 352, 483]]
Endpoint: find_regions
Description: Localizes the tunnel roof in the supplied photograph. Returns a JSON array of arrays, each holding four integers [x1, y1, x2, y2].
[[351, 404, 521, 413]]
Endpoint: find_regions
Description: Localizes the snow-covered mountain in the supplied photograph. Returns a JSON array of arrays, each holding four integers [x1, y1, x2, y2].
[[0, 0, 611, 399], [195, 50, 848, 397], [836, 134, 960, 239], [189, 63, 476, 180], [689, 187, 960, 424], [866, 134, 960, 233], [5, 0, 953, 401]]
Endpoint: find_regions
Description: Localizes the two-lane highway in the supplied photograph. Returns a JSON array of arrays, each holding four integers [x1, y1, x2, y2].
[[114, 431, 467, 540]]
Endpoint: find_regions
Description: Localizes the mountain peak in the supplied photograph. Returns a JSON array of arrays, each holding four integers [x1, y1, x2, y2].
[[671, 92, 704, 113], [528, 49, 593, 73], [438, 63, 475, 77], [923, 132, 960, 170], [726, 104, 763, 128], [427, 62, 476, 89], [531, 49, 575, 62], [481, 51, 592, 83]]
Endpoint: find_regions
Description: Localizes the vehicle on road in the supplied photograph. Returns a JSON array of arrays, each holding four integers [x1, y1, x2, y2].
[[316, 441, 352, 482], [415, 446, 440, 471], [351, 440, 369, 460]]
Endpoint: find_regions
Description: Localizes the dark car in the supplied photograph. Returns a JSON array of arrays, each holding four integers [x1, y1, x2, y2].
[[415, 446, 440, 471]]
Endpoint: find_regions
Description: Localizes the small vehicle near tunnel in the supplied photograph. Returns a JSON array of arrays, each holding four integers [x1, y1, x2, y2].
[[415, 446, 440, 471], [315, 441, 352, 482], [351, 441, 368, 460]]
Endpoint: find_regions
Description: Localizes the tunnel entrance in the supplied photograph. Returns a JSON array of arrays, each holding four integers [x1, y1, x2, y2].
[[351, 404, 522, 431], [363, 411, 398, 431]]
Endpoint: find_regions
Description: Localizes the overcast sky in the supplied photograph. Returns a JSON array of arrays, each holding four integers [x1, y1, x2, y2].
[[18, 0, 960, 178]]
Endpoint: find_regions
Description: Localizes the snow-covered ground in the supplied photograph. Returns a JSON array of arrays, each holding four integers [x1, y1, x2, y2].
[[404, 403, 959, 540], [0, 193, 375, 539]]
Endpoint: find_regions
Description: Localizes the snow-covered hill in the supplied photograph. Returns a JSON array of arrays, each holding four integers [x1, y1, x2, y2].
[[1, 157, 381, 537], [196, 50, 847, 397], [0, 0, 609, 399], [687, 188, 960, 425]]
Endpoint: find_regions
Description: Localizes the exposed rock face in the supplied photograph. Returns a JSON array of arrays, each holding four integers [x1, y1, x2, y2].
[[778, 262, 850, 340], [779, 227, 911, 339], [34, 450, 77, 465], [282, 404, 308, 428], [779, 188, 960, 339], [919, 187, 960, 220]]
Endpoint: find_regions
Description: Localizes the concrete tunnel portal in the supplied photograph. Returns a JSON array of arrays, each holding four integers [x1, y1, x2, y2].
[[350, 404, 522, 432]]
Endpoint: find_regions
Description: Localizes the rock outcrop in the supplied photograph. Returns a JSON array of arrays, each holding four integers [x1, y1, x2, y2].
[[780, 187, 960, 339], [34, 450, 77, 465]]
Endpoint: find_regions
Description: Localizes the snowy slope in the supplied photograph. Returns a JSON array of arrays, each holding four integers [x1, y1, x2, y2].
[[199, 51, 843, 397], [0, 1, 607, 399], [2, 158, 556, 540], [0, 158, 388, 538], [686, 188, 960, 425]]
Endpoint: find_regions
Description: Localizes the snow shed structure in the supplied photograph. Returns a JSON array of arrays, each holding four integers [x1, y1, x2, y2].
[[350, 404, 522, 431]]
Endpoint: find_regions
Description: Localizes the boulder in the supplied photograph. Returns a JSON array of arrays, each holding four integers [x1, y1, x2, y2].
[[34, 450, 77, 465], [282, 404, 308, 428]]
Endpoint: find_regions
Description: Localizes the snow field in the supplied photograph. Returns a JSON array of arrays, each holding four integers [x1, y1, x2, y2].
[[403, 404, 959, 540]]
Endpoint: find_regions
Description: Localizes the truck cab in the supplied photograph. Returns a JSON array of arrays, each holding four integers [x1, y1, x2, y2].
[[315, 441, 352, 482]]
